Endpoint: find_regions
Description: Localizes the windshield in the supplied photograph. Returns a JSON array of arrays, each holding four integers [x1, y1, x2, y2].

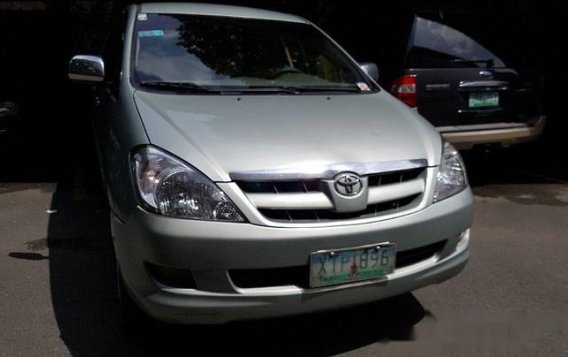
[[406, 16, 505, 69], [132, 13, 376, 93]]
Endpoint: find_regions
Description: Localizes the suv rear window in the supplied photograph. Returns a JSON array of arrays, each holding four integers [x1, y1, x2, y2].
[[406, 16, 505, 69]]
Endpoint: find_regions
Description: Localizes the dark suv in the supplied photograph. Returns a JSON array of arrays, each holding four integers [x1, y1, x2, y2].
[[388, 12, 545, 150]]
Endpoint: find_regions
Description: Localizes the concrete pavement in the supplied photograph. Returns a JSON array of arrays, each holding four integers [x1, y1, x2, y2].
[[1, 149, 568, 356]]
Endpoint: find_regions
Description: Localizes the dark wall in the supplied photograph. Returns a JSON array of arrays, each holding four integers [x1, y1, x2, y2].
[[1, 0, 567, 143]]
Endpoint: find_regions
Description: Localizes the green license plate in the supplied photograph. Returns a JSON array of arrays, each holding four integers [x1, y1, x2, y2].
[[468, 92, 499, 108], [309, 243, 396, 288]]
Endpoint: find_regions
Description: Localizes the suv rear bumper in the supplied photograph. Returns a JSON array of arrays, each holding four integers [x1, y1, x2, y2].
[[438, 116, 545, 150]]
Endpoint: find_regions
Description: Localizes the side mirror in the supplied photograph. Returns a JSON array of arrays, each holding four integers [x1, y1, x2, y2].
[[360, 62, 379, 81], [68, 55, 105, 83]]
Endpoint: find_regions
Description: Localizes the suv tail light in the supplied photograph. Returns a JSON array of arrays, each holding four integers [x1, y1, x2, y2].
[[391, 74, 417, 107]]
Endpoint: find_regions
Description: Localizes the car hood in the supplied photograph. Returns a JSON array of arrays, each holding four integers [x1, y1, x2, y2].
[[133, 90, 441, 182]]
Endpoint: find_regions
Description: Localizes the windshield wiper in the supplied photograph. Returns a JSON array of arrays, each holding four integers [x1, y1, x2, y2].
[[451, 59, 495, 68], [231, 86, 302, 94], [298, 85, 371, 93], [235, 85, 365, 94], [292, 85, 365, 93], [139, 81, 218, 93]]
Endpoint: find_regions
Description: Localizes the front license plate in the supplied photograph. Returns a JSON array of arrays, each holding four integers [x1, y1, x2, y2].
[[309, 243, 396, 288], [469, 92, 499, 108]]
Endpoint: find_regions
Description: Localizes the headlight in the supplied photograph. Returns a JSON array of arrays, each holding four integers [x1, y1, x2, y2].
[[433, 141, 468, 203], [131, 146, 245, 222]]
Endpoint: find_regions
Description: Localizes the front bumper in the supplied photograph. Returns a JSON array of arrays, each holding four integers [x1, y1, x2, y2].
[[112, 189, 474, 324], [439, 116, 546, 150]]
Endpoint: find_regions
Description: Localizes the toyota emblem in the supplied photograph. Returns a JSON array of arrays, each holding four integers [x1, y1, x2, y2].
[[334, 173, 363, 196]]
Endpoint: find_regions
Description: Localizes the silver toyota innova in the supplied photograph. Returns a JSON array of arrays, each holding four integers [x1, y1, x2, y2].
[[68, 3, 473, 324]]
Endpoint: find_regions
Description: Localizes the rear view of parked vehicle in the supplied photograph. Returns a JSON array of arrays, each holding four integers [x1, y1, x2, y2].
[[390, 13, 545, 150]]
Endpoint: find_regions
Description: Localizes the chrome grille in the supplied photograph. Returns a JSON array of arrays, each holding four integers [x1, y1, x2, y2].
[[237, 168, 423, 194], [367, 168, 423, 186], [259, 194, 421, 223], [233, 161, 429, 224]]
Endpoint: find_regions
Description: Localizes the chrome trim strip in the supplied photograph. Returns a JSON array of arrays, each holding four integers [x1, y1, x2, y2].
[[230, 159, 428, 182], [457, 108, 504, 114], [426, 83, 451, 91], [458, 80, 508, 92], [367, 179, 425, 205], [437, 122, 534, 133], [458, 80, 508, 88], [68, 73, 104, 83], [247, 192, 333, 210]]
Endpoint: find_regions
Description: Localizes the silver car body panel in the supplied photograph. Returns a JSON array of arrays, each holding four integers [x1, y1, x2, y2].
[[133, 91, 443, 183], [112, 188, 473, 324]]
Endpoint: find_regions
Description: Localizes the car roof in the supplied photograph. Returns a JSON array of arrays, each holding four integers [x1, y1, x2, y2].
[[138, 2, 307, 24]]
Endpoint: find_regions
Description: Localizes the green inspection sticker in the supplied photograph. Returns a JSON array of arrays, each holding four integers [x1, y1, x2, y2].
[[138, 30, 164, 38]]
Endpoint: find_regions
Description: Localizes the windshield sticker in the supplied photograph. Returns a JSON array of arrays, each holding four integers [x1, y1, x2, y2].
[[357, 82, 371, 91], [138, 30, 164, 38], [137, 13, 148, 21]]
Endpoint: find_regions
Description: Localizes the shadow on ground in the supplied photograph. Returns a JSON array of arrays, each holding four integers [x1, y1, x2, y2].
[[121, 293, 425, 356], [466, 134, 566, 182], [44, 180, 425, 356], [463, 139, 568, 206]]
